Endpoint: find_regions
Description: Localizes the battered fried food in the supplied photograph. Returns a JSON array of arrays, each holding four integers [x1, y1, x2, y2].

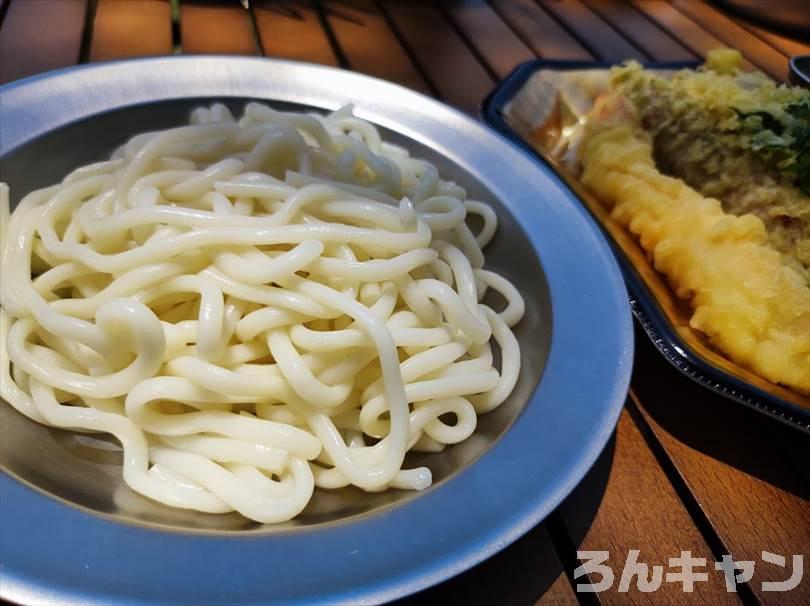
[[580, 121, 810, 394], [611, 49, 810, 281]]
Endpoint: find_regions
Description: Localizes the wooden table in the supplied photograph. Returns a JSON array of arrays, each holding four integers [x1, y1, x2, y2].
[[1, 1, 808, 604]]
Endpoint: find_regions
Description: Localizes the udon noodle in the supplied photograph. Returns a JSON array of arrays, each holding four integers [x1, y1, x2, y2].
[[0, 103, 525, 523]]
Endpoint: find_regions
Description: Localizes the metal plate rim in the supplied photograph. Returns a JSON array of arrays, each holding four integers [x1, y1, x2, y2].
[[0, 57, 633, 605]]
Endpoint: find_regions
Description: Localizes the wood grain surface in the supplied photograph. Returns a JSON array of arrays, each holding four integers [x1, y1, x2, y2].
[[323, 0, 432, 94], [0, 0, 87, 84], [90, 0, 173, 61], [489, 0, 592, 61], [538, 0, 646, 62], [252, 0, 337, 66], [631, 334, 810, 606], [380, 0, 494, 113], [442, 0, 534, 80], [738, 21, 810, 58], [670, 0, 791, 80], [630, 0, 756, 70], [582, 0, 696, 61], [180, 1, 258, 55], [559, 411, 742, 604], [0, 2, 807, 605]]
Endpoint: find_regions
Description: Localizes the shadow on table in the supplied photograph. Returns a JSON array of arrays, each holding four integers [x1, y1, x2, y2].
[[394, 433, 616, 605], [631, 331, 810, 500]]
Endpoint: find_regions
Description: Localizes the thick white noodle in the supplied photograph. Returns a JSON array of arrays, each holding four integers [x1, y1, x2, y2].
[[0, 104, 527, 523]]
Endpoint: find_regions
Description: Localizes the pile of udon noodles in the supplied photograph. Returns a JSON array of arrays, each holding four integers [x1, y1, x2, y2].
[[0, 103, 525, 523]]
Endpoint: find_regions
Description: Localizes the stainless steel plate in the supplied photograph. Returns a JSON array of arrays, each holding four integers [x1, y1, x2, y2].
[[0, 57, 632, 605]]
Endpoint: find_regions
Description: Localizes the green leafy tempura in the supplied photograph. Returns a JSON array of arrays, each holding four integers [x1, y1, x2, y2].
[[608, 49, 810, 279]]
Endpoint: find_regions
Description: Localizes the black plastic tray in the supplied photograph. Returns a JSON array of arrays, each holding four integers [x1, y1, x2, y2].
[[481, 59, 810, 433]]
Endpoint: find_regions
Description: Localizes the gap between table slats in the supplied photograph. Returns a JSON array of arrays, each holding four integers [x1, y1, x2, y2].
[[0, 0, 12, 28], [251, 0, 337, 66], [536, 0, 647, 62], [557, 410, 744, 605], [738, 20, 810, 58], [489, 0, 593, 60], [378, 0, 494, 114], [441, 0, 534, 81], [580, 0, 696, 61], [320, 0, 432, 95], [629, 334, 810, 606], [631, 0, 756, 71], [670, 0, 791, 80]]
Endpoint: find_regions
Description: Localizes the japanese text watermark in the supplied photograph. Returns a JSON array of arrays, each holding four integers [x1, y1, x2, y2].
[[574, 550, 803, 593]]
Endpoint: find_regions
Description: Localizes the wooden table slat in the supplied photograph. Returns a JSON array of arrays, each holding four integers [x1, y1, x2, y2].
[[536, 572, 580, 605], [379, 0, 494, 114], [0, 0, 87, 84], [670, 0, 789, 80], [735, 19, 810, 59], [322, 0, 431, 95], [630, 0, 756, 71], [180, 1, 259, 55], [537, 0, 647, 62], [582, 0, 697, 62], [489, 0, 592, 61], [560, 411, 743, 604], [252, 0, 337, 66], [441, 0, 535, 80], [90, 0, 173, 62], [629, 334, 810, 606]]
